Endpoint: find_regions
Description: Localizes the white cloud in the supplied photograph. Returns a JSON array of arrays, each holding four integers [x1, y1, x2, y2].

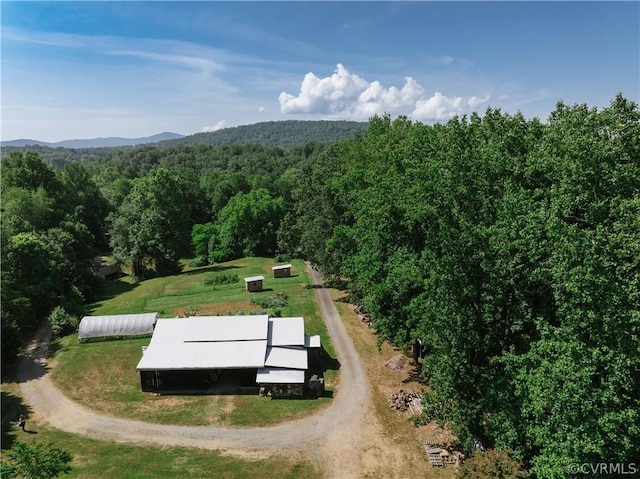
[[201, 120, 226, 132], [279, 63, 490, 122]]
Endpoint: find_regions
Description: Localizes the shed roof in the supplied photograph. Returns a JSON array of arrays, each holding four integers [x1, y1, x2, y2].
[[244, 275, 265, 283], [268, 317, 305, 346], [78, 313, 158, 340], [272, 263, 292, 270], [256, 368, 305, 384]]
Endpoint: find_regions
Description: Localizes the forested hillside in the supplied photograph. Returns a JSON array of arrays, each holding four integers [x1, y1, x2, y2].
[[0, 120, 367, 169], [2, 95, 638, 476], [160, 120, 367, 148]]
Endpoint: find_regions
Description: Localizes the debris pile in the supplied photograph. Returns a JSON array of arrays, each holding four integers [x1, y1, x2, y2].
[[388, 389, 423, 415]]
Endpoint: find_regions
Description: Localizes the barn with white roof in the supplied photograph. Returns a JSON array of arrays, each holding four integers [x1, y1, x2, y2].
[[136, 315, 322, 396]]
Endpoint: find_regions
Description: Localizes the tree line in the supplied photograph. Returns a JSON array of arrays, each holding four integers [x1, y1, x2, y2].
[[285, 95, 639, 476], [1, 95, 638, 476]]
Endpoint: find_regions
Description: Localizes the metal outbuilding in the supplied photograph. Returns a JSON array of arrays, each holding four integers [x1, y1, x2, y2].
[[136, 315, 320, 395]]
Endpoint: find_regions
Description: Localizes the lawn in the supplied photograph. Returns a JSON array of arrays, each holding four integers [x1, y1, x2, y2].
[[48, 257, 338, 426]]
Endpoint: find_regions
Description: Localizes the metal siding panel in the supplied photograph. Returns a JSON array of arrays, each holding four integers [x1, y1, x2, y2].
[[256, 368, 305, 384]]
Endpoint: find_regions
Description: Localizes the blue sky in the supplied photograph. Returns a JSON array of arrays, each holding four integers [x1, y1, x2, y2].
[[2, 1, 638, 142]]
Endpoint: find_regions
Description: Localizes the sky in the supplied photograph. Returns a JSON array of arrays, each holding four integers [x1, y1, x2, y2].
[[1, 1, 638, 142]]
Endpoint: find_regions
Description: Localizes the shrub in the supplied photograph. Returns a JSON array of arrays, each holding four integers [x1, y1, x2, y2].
[[48, 306, 78, 339], [459, 449, 530, 479], [250, 292, 288, 309], [1, 440, 73, 479], [187, 255, 209, 267], [203, 273, 239, 286]]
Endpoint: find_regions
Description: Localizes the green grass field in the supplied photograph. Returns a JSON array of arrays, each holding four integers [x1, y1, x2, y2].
[[49, 257, 338, 426]]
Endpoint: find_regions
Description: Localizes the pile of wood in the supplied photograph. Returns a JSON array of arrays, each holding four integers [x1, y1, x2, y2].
[[423, 442, 465, 468], [388, 389, 423, 415]]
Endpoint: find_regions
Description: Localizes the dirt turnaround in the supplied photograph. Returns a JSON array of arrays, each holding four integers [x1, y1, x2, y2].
[[18, 265, 417, 478]]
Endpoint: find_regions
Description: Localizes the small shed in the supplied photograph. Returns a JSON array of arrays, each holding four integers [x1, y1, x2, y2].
[[272, 263, 292, 278], [244, 275, 265, 292], [78, 313, 159, 343]]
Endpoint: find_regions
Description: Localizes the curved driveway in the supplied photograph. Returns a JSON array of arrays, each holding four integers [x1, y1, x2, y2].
[[18, 265, 371, 457]]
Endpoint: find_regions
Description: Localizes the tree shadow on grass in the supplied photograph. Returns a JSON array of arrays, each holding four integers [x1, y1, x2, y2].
[[181, 265, 241, 276], [87, 279, 139, 313], [1, 391, 37, 450]]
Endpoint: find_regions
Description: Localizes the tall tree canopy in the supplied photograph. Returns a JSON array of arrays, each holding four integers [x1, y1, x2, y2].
[[109, 167, 192, 277], [1, 152, 106, 364], [286, 95, 640, 475]]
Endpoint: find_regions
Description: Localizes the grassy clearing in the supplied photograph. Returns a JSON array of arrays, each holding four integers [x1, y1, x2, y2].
[[49, 258, 337, 426]]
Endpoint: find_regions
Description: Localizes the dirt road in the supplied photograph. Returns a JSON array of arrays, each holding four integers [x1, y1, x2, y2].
[[18, 265, 382, 477]]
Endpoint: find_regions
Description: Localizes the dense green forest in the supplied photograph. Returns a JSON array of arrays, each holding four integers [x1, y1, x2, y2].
[[0, 120, 367, 169], [1, 96, 638, 476]]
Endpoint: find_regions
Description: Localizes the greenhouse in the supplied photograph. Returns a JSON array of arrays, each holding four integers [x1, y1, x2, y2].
[[78, 313, 159, 342]]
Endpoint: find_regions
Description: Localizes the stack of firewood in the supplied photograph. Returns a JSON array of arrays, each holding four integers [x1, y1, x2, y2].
[[388, 389, 423, 415]]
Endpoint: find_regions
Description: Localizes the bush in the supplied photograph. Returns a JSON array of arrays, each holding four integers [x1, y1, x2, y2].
[[459, 449, 530, 479], [203, 273, 239, 286], [48, 306, 78, 339], [250, 292, 288, 309], [1, 440, 73, 479], [187, 255, 209, 267]]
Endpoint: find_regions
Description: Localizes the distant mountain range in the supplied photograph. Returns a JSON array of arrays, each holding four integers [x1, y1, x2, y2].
[[1, 132, 184, 148]]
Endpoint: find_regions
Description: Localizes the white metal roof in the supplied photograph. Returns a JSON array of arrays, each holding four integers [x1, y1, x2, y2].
[[305, 335, 321, 348], [149, 316, 269, 344], [147, 318, 188, 345], [183, 315, 268, 342], [272, 264, 292, 270], [137, 340, 268, 370], [137, 314, 310, 372], [268, 317, 305, 346], [78, 313, 158, 340], [264, 346, 308, 370], [244, 275, 265, 282], [256, 368, 305, 384]]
